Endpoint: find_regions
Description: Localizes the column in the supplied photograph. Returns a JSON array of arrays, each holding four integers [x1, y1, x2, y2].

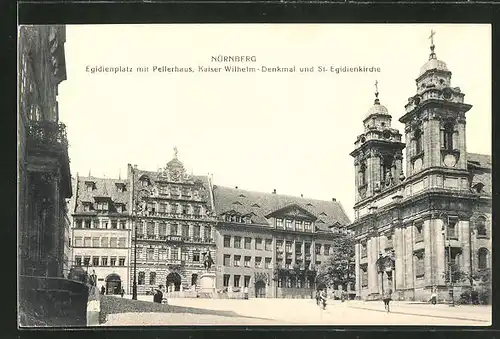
[[458, 122, 467, 168], [404, 225, 415, 290], [423, 219, 432, 286], [434, 218, 446, 286], [51, 173, 61, 276], [292, 239, 296, 266], [367, 237, 378, 295], [394, 227, 405, 289], [355, 243, 361, 297], [460, 219, 471, 276]]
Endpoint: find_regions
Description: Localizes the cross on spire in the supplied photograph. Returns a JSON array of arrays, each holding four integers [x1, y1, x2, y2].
[[429, 29, 437, 60], [173, 146, 178, 159], [429, 29, 436, 45]]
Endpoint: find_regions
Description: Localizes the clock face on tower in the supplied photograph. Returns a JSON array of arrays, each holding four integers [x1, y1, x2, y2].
[[443, 154, 457, 167]]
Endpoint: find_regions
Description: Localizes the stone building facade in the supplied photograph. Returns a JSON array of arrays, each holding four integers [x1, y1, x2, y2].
[[349, 34, 492, 302], [70, 175, 132, 294], [18, 25, 72, 278], [128, 151, 217, 294], [213, 186, 351, 298]]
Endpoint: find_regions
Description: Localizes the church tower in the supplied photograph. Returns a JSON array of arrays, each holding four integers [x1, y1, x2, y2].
[[400, 30, 472, 177], [350, 82, 406, 204]]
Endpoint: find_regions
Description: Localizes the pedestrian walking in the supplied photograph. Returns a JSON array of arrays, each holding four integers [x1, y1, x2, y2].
[[383, 288, 392, 312], [244, 286, 249, 300], [121, 287, 125, 298], [430, 290, 437, 305], [319, 289, 327, 310], [100, 285, 105, 295], [153, 286, 163, 303], [315, 290, 320, 305]]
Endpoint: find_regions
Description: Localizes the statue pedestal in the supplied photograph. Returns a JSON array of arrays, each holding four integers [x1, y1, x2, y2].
[[199, 272, 216, 294]]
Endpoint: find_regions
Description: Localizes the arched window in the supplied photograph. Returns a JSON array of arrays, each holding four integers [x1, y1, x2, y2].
[[443, 122, 454, 151], [138, 271, 145, 285], [476, 216, 488, 237], [149, 272, 156, 285], [414, 129, 423, 154], [478, 248, 489, 270], [359, 163, 366, 186]]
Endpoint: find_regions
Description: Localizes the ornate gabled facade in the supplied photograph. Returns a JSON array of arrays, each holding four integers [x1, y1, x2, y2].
[[70, 174, 132, 294], [128, 149, 217, 294], [349, 31, 492, 302], [213, 186, 351, 298]]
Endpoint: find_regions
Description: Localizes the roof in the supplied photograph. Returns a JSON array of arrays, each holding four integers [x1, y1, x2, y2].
[[467, 153, 492, 196], [133, 167, 213, 209], [74, 175, 130, 213], [467, 153, 491, 169], [419, 58, 449, 77], [213, 186, 351, 231]]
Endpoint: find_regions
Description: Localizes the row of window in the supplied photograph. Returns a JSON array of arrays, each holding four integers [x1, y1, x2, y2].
[[74, 236, 127, 248], [223, 274, 251, 288], [275, 219, 312, 232], [360, 219, 490, 257], [223, 236, 272, 250], [135, 247, 202, 262], [222, 236, 331, 256], [276, 276, 314, 288], [82, 201, 126, 213], [136, 223, 212, 238], [74, 219, 127, 229], [75, 256, 126, 267], [139, 180, 200, 199], [277, 240, 330, 256], [223, 255, 272, 268], [144, 201, 205, 215]]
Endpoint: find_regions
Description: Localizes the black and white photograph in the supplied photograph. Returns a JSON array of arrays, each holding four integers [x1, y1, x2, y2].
[[17, 23, 491, 327]]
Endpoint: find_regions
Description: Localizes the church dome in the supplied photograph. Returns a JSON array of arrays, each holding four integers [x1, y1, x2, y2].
[[366, 102, 389, 118], [419, 58, 449, 77]]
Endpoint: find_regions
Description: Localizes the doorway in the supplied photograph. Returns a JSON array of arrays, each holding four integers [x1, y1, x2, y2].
[[255, 280, 266, 298], [166, 272, 182, 291], [105, 274, 122, 295]]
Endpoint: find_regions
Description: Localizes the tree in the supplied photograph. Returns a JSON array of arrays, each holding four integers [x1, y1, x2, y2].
[[316, 234, 355, 290]]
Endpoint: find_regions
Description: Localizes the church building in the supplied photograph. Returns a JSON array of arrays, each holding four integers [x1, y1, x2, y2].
[[349, 32, 492, 302]]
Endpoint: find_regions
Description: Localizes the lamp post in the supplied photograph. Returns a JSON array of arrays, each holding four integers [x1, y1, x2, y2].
[[132, 209, 138, 300]]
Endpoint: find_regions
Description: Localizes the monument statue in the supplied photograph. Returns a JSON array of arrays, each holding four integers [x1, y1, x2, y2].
[[203, 250, 214, 272]]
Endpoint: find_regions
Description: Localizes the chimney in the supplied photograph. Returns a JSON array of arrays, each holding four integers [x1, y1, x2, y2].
[[300, 194, 303, 198], [332, 198, 336, 202], [235, 186, 238, 189], [272, 189, 276, 194], [133, 164, 138, 169]]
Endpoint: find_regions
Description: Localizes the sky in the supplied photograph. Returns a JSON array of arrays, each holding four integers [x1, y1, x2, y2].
[[57, 24, 491, 221]]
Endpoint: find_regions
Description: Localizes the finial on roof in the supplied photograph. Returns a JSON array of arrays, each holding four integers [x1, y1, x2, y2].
[[102, 181, 109, 196], [374, 80, 380, 105], [174, 146, 178, 159], [119, 169, 121, 180], [88, 169, 91, 177], [429, 29, 436, 60]]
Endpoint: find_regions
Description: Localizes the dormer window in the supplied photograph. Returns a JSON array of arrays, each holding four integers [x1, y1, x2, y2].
[[83, 202, 92, 212], [97, 201, 108, 212], [115, 203, 124, 213], [115, 182, 126, 192], [85, 181, 95, 192], [139, 175, 150, 187]]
